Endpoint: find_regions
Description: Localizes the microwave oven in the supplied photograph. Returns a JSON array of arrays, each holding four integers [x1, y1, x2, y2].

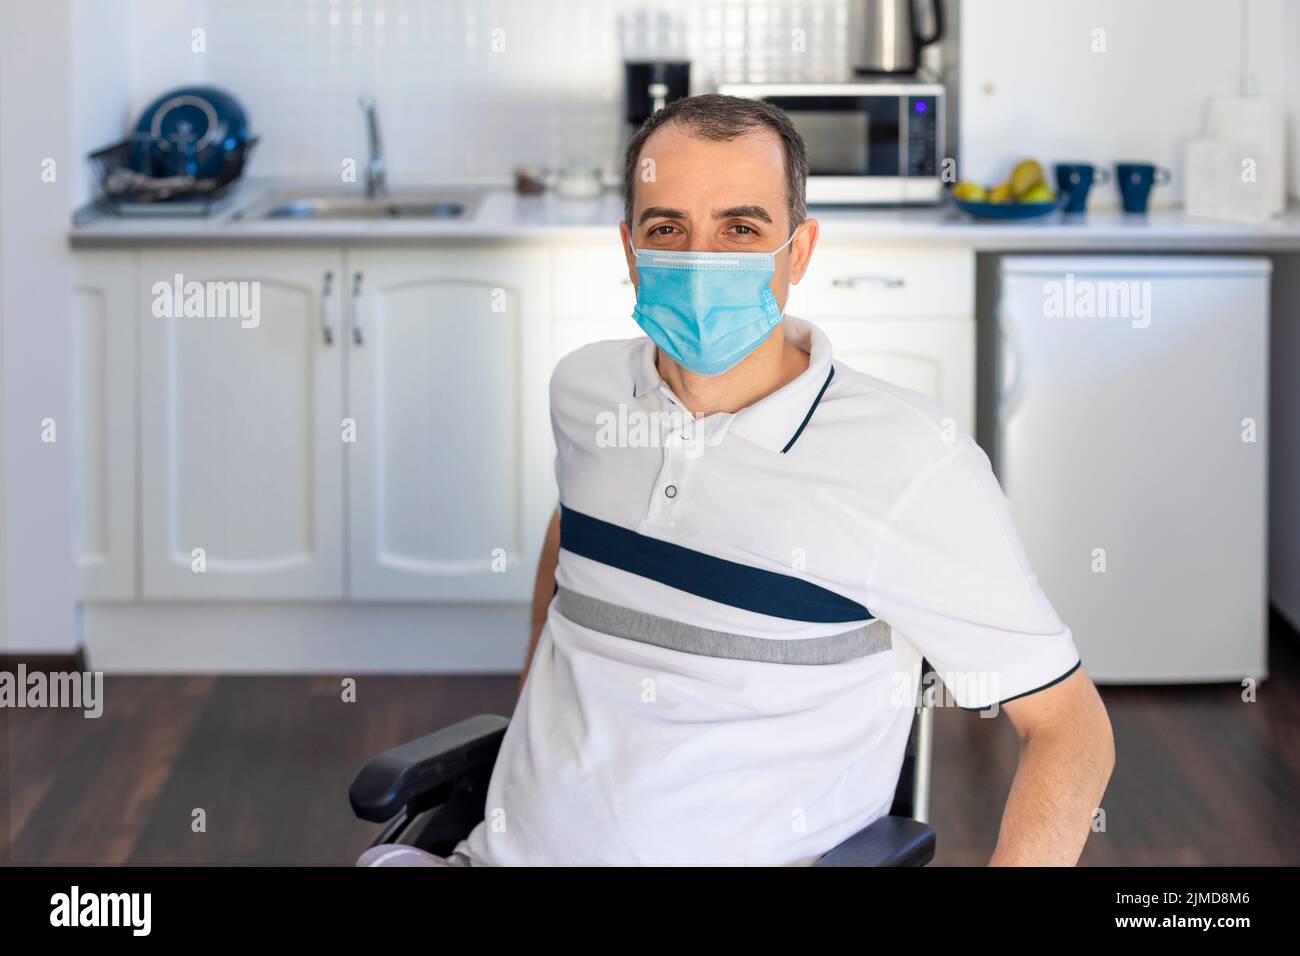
[[716, 82, 945, 206]]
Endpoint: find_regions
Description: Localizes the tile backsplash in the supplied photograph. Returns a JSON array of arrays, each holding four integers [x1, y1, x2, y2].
[[128, 0, 855, 182]]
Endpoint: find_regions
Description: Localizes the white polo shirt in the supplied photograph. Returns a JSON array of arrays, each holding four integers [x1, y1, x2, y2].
[[457, 315, 1079, 866]]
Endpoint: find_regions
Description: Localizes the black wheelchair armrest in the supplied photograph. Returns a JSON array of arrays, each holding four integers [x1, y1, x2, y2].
[[349, 714, 509, 824], [813, 815, 936, 867]]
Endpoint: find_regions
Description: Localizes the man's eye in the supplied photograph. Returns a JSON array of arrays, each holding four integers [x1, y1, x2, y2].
[[729, 224, 755, 235], [650, 225, 677, 236]]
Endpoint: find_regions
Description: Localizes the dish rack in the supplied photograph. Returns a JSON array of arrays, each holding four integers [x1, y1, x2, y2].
[[87, 134, 259, 217]]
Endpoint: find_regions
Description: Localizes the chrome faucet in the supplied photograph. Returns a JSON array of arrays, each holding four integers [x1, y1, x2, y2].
[[358, 96, 387, 198]]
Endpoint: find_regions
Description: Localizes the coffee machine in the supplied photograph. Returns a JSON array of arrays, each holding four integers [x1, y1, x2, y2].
[[623, 60, 690, 128]]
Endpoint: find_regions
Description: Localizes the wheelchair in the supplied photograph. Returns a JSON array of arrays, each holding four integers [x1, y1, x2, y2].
[[350, 670, 937, 867]]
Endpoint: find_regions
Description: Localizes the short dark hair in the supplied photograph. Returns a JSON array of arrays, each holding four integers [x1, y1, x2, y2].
[[622, 93, 808, 234]]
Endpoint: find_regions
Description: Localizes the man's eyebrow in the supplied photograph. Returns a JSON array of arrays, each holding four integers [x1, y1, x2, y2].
[[714, 204, 773, 223], [637, 206, 688, 225]]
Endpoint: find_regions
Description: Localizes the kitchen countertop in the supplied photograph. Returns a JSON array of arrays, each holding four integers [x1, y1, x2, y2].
[[69, 178, 1300, 251]]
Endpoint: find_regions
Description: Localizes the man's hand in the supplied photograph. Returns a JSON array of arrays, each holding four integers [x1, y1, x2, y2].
[[988, 667, 1115, 866]]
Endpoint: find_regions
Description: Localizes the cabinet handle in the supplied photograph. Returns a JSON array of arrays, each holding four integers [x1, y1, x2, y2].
[[352, 271, 364, 346], [830, 274, 906, 289], [321, 270, 336, 345]]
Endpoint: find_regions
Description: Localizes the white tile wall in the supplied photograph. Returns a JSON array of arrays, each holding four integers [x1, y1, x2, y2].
[[123, 0, 854, 182]]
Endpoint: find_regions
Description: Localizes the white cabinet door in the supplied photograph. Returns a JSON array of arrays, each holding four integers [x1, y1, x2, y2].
[[787, 245, 973, 318], [818, 316, 975, 435], [347, 247, 553, 601], [73, 251, 137, 600], [139, 249, 345, 599]]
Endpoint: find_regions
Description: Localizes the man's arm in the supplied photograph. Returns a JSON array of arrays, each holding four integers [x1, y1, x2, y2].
[[517, 507, 561, 699], [988, 667, 1115, 866]]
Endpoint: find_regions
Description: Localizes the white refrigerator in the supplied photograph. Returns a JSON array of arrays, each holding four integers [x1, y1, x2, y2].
[[994, 257, 1270, 682]]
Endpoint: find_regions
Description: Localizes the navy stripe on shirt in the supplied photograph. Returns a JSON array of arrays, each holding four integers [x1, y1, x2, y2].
[[559, 505, 873, 624]]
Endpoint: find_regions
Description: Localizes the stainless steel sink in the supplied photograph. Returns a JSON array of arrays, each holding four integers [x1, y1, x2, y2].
[[234, 190, 482, 221]]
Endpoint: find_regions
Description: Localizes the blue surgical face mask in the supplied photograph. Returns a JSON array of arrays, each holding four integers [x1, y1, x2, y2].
[[630, 229, 797, 376]]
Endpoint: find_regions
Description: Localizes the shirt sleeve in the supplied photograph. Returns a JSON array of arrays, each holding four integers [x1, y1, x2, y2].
[[867, 434, 1080, 710]]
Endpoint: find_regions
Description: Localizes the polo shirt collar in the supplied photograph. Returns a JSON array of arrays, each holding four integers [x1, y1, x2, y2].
[[630, 315, 834, 454], [632, 338, 663, 400]]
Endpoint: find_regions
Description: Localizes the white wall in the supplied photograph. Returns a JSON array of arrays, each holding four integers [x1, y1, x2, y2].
[[959, 0, 1296, 207], [107, 0, 1294, 197], [127, 0, 204, 112], [0, 1, 154, 655], [71, 0, 133, 209], [1, 0, 77, 654], [116, 0, 858, 183], [1288, 0, 1300, 194]]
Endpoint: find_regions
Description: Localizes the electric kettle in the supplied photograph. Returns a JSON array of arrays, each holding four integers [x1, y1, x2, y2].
[[849, 0, 944, 74]]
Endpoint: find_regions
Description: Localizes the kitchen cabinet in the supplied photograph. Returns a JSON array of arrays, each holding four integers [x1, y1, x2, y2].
[[552, 239, 638, 360], [788, 244, 974, 318], [109, 244, 556, 604], [346, 247, 553, 601], [138, 249, 345, 599], [72, 251, 137, 600], [549, 239, 975, 431], [553, 313, 639, 362], [815, 316, 975, 434], [80, 237, 975, 617], [553, 240, 636, 321], [787, 244, 975, 432]]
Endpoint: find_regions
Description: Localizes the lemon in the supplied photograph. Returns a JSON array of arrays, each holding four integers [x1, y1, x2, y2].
[[1019, 184, 1050, 205], [953, 181, 987, 202]]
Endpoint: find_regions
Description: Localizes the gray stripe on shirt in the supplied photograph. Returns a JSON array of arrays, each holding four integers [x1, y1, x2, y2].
[[556, 586, 890, 665]]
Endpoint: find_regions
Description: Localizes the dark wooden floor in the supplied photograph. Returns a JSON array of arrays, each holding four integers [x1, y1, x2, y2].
[[4, 617, 1298, 866], [931, 616, 1300, 865]]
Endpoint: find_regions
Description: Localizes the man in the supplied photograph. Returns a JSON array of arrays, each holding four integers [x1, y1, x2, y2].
[[456, 94, 1113, 866]]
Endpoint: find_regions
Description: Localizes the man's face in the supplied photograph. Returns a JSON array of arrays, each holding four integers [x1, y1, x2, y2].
[[620, 122, 818, 312]]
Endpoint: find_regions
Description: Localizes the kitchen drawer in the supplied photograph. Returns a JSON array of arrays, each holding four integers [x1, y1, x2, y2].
[[553, 240, 636, 319], [787, 245, 973, 318]]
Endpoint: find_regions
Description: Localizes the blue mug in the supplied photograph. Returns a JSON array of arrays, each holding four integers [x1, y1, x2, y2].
[[1055, 163, 1111, 213], [1115, 162, 1171, 214]]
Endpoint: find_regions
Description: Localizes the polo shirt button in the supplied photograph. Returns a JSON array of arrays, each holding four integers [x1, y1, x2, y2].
[[664, 484, 678, 498]]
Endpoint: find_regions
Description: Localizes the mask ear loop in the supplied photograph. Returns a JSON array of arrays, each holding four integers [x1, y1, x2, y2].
[[769, 222, 805, 324], [772, 222, 801, 256]]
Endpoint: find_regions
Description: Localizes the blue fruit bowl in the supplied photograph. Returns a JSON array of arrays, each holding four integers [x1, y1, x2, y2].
[[952, 196, 1063, 221]]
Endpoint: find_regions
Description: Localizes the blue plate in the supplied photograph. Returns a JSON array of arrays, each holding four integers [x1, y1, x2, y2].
[[953, 196, 1062, 221], [132, 86, 250, 179]]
